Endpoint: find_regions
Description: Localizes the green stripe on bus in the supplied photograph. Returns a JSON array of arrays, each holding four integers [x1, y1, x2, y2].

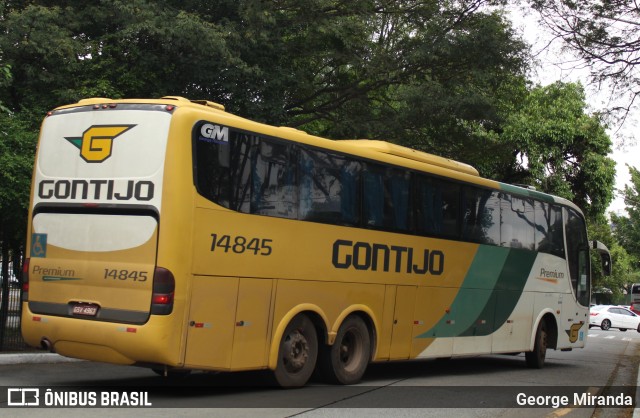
[[459, 249, 537, 336], [417, 246, 507, 338], [417, 246, 537, 339]]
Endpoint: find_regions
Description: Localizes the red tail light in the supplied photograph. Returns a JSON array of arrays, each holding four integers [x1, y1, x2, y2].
[[21, 258, 30, 301], [151, 267, 175, 315], [152, 293, 173, 305], [590, 312, 599, 316]]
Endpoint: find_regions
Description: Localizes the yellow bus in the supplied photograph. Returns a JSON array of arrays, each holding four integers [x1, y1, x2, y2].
[[22, 96, 611, 387]]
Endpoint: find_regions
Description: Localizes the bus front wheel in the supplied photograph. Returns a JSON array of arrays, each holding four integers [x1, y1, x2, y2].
[[319, 315, 371, 385], [525, 319, 548, 369], [273, 314, 318, 387]]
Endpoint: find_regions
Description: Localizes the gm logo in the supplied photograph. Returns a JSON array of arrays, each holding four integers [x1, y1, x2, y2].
[[200, 123, 229, 144], [65, 125, 135, 163]]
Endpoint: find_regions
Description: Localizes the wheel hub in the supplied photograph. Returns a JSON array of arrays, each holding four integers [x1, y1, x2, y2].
[[283, 331, 308, 372]]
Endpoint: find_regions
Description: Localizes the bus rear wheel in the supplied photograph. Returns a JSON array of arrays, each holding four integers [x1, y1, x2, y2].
[[273, 314, 318, 387], [526, 319, 548, 369], [319, 315, 370, 385]]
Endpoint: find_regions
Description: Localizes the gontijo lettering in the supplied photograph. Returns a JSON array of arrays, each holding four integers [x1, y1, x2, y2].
[[332, 239, 444, 275], [38, 179, 154, 201]]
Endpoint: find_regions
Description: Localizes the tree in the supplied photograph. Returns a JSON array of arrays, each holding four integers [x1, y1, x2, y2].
[[609, 165, 640, 301], [0, 110, 36, 347], [498, 82, 615, 219], [589, 218, 635, 302], [530, 0, 640, 121], [612, 165, 640, 261], [0, 1, 529, 130]]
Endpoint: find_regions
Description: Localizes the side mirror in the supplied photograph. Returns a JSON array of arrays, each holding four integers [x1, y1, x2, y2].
[[591, 240, 612, 276]]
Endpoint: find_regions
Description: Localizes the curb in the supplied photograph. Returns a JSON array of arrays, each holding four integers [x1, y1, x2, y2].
[[635, 364, 640, 418], [0, 353, 83, 365]]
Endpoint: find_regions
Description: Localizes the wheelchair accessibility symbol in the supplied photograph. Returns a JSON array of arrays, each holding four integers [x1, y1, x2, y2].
[[31, 234, 47, 258]]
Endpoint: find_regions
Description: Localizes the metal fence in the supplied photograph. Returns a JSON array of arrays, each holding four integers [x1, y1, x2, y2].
[[0, 274, 30, 351]]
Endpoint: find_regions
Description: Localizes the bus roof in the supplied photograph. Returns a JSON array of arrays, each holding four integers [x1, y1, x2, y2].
[[339, 140, 479, 177]]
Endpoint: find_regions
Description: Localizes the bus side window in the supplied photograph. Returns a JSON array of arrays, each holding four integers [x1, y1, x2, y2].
[[363, 164, 384, 227], [388, 169, 410, 231], [533, 201, 565, 258], [229, 134, 255, 213], [414, 175, 460, 238], [565, 208, 590, 306], [194, 123, 233, 208], [500, 195, 534, 250], [299, 149, 360, 226], [363, 164, 410, 231], [462, 187, 500, 245], [250, 139, 298, 219]]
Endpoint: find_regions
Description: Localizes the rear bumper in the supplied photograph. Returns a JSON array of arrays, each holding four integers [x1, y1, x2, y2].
[[21, 302, 183, 366]]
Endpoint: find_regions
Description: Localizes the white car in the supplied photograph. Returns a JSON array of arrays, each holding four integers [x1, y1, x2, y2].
[[589, 305, 640, 332]]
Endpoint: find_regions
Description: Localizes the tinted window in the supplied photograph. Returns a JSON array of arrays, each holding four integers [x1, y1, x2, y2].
[[363, 164, 410, 231], [299, 149, 360, 225], [195, 125, 262, 211], [250, 139, 298, 218], [501, 195, 535, 250], [462, 188, 500, 245], [533, 201, 565, 258], [565, 208, 590, 306], [414, 175, 460, 238], [194, 125, 298, 219]]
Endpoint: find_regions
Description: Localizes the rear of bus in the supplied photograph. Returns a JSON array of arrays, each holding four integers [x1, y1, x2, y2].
[[21, 98, 186, 366]]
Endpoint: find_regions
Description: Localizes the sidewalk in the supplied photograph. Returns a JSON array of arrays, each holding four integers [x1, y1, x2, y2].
[[0, 352, 82, 365]]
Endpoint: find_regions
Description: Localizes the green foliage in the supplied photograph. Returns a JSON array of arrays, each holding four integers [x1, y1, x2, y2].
[[588, 218, 634, 302], [498, 82, 615, 220], [0, 111, 37, 249], [612, 166, 640, 265], [0, 0, 620, 268]]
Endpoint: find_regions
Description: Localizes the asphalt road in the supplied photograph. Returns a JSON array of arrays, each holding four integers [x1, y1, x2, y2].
[[0, 327, 639, 417]]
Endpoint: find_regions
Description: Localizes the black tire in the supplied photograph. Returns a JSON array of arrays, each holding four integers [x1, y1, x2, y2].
[[601, 319, 611, 331], [526, 319, 548, 369], [637, 324, 640, 333], [318, 315, 371, 385], [620, 328, 627, 332], [273, 314, 318, 388]]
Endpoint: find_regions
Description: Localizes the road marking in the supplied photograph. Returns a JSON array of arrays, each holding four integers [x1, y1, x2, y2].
[[605, 335, 616, 339]]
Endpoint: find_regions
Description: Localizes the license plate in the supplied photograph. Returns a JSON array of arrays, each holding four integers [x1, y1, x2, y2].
[[71, 303, 99, 317]]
